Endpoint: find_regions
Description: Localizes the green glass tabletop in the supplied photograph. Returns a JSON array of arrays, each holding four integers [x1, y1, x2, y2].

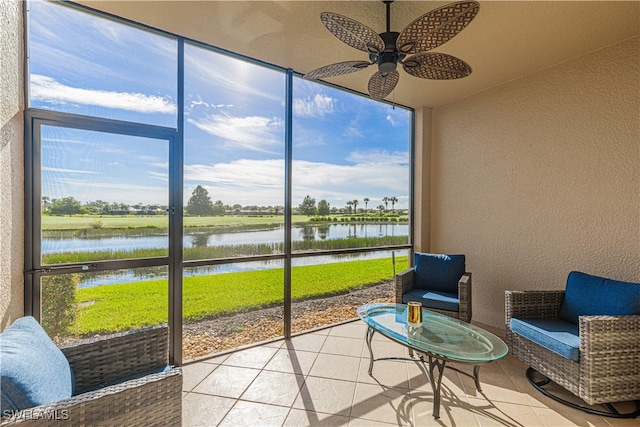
[[357, 303, 508, 362]]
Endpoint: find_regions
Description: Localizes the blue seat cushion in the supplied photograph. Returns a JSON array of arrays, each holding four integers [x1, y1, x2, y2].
[[510, 318, 580, 362], [558, 271, 640, 325], [403, 289, 459, 312], [0, 316, 75, 412], [414, 253, 465, 294]]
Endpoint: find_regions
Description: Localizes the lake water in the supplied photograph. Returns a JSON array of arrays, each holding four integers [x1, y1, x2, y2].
[[42, 223, 409, 288], [42, 223, 408, 254]]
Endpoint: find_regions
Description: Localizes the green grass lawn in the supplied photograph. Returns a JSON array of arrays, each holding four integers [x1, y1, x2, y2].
[[72, 256, 408, 336], [42, 214, 313, 230]]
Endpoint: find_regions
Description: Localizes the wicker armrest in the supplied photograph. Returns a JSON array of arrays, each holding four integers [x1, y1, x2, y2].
[[60, 325, 169, 391], [395, 268, 414, 303], [1, 369, 182, 426], [505, 290, 565, 327], [578, 315, 640, 404], [579, 314, 640, 363], [458, 273, 472, 322]]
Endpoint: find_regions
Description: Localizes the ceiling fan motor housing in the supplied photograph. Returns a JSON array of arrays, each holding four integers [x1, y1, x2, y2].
[[377, 31, 405, 73]]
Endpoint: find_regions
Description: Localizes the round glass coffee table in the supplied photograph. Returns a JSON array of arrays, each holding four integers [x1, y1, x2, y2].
[[357, 303, 508, 419]]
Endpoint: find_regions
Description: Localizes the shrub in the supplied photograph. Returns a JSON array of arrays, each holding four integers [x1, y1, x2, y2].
[[41, 274, 80, 341]]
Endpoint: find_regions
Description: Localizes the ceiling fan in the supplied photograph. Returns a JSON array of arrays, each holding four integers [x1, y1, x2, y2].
[[303, 0, 480, 100]]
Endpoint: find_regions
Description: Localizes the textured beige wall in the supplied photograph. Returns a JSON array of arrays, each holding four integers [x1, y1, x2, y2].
[[429, 36, 640, 328], [1, 0, 24, 330], [413, 107, 432, 253]]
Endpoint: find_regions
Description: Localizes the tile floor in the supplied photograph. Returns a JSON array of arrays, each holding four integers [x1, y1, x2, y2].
[[182, 320, 638, 426]]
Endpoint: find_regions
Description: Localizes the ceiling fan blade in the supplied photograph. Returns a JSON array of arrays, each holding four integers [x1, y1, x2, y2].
[[368, 70, 399, 100], [397, 1, 480, 54], [403, 53, 472, 79], [303, 61, 371, 80], [320, 12, 385, 53]]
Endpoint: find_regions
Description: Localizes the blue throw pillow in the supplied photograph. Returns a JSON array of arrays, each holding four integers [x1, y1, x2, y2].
[[0, 316, 74, 412], [413, 253, 465, 293], [558, 271, 640, 324]]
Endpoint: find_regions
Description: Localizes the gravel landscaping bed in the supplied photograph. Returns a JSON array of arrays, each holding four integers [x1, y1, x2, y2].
[[183, 281, 394, 360]]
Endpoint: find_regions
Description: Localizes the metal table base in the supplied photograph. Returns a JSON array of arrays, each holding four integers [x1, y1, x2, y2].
[[365, 326, 483, 419]]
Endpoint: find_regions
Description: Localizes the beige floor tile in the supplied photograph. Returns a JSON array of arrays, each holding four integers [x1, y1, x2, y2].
[[328, 321, 368, 339], [529, 406, 609, 427], [362, 336, 411, 359], [308, 353, 361, 382], [411, 392, 480, 427], [182, 362, 218, 392], [264, 347, 318, 375], [320, 335, 364, 357], [221, 345, 279, 369], [241, 370, 305, 407], [284, 408, 350, 426], [177, 321, 637, 427], [198, 353, 230, 365], [348, 418, 399, 426], [192, 365, 260, 399], [182, 393, 236, 427], [406, 362, 467, 398], [357, 355, 409, 389], [284, 332, 328, 353], [467, 397, 545, 427], [350, 382, 413, 425], [218, 400, 290, 427], [292, 377, 357, 417]]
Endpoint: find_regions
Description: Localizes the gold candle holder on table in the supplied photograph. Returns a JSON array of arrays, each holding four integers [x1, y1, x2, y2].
[[407, 301, 423, 326]]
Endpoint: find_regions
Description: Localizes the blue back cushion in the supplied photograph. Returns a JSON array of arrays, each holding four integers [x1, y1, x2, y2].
[[0, 316, 74, 412], [413, 253, 465, 293], [558, 271, 640, 324]]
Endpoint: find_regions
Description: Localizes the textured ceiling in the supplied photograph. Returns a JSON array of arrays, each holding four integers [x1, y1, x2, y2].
[[76, 1, 640, 109]]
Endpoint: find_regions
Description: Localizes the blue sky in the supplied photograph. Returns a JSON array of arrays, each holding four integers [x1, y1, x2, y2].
[[30, 0, 411, 210]]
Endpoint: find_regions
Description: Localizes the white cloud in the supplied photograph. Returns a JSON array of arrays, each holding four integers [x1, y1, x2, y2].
[[30, 74, 176, 114], [184, 155, 408, 208], [293, 94, 337, 118], [42, 166, 98, 175], [345, 150, 409, 166], [187, 114, 284, 153]]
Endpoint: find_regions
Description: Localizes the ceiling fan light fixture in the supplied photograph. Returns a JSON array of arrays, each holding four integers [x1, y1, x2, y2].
[[304, 1, 480, 100], [378, 53, 397, 73]]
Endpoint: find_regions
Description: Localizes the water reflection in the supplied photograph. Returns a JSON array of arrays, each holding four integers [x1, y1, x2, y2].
[[43, 223, 408, 253]]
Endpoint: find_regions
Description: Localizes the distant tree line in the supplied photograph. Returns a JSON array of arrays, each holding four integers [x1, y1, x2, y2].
[[41, 187, 404, 218], [297, 195, 402, 217]]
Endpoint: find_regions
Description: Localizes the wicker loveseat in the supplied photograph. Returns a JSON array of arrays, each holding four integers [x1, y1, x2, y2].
[[1, 319, 182, 426], [395, 252, 472, 322], [505, 271, 640, 418]]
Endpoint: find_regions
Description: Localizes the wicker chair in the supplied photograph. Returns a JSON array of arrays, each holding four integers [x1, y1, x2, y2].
[[505, 272, 640, 418], [1, 325, 182, 426], [395, 252, 471, 322]]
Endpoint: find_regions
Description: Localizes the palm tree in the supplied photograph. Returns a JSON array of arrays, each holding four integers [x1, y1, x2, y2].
[[382, 197, 389, 211], [352, 199, 358, 214], [377, 204, 385, 214], [389, 196, 398, 212], [363, 197, 369, 214], [346, 200, 353, 214]]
